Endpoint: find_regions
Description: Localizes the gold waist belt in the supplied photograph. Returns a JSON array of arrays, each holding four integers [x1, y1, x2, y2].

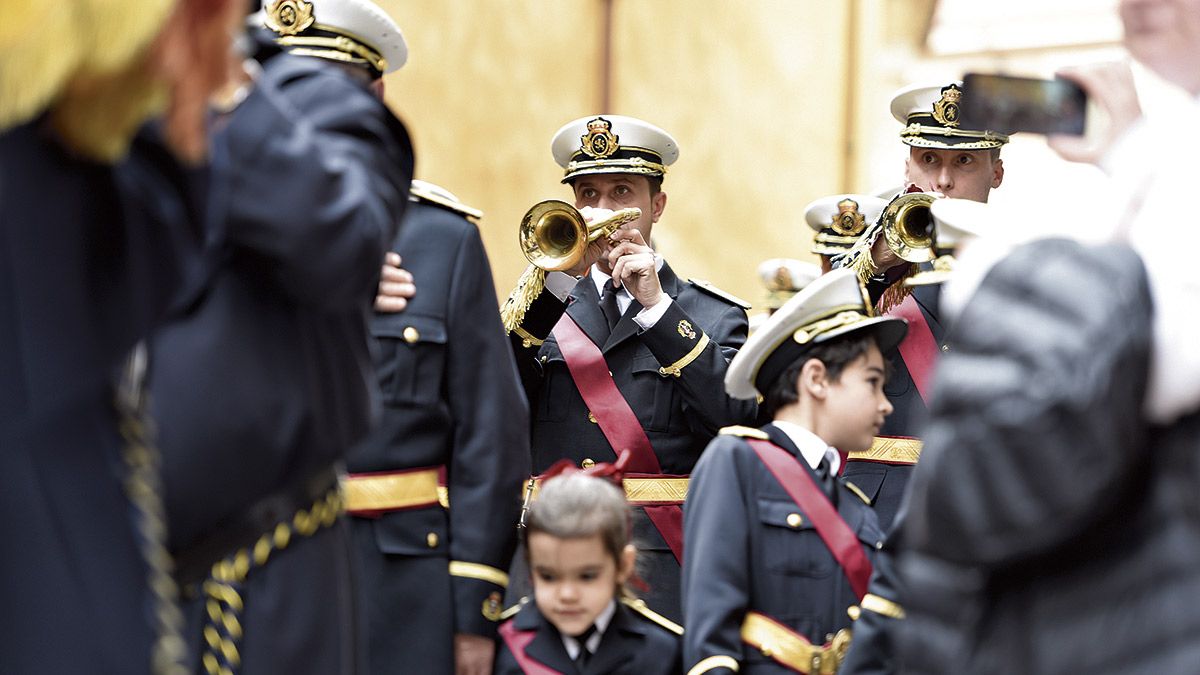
[[525, 475, 690, 505], [740, 611, 852, 675], [846, 436, 923, 465], [342, 467, 448, 514]]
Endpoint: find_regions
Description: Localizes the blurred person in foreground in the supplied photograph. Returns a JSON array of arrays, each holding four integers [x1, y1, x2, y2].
[[0, 1, 244, 673], [147, 0, 414, 672], [895, 0, 1200, 671]]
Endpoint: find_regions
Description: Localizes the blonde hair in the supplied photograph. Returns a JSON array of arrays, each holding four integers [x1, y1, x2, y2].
[[525, 473, 634, 592]]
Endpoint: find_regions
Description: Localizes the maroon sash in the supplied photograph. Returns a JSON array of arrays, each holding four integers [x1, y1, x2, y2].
[[748, 439, 872, 599], [888, 294, 940, 403], [551, 314, 684, 564], [498, 621, 562, 675]]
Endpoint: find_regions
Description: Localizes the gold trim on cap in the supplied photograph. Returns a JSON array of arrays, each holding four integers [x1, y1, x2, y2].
[[448, 561, 510, 588], [565, 156, 668, 176], [900, 122, 1009, 146], [276, 32, 387, 72]]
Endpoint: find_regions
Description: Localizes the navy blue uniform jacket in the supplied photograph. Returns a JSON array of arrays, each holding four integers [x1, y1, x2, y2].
[[494, 600, 682, 675], [683, 424, 885, 675], [509, 264, 756, 622], [349, 195, 530, 674]]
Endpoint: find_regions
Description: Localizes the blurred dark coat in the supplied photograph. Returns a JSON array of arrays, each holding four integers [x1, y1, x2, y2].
[[0, 118, 208, 673], [682, 424, 885, 675], [898, 239, 1200, 673], [149, 51, 412, 674], [348, 195, 529, 674]]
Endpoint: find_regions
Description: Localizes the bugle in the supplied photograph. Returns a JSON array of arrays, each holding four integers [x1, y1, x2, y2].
[[518, 200, 641, 272]]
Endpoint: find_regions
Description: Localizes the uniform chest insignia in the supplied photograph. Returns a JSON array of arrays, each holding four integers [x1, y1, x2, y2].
[[482, 591, 504, 622], [932, 83, 962, 127], [265, 0, 315, 36], [677, 319, 697, 340], [688, 278, 752, 310], [580, 117, 620, 159], [831, 198, 867, 236]]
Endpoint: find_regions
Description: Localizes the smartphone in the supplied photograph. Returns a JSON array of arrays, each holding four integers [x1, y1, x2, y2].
[[960, 73, 1087, 136]]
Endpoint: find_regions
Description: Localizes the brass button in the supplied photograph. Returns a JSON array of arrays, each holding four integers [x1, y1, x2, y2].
[[940, 344, 949, 352], [848, 605, 861, 621], [426, 532, 439, 548], [581, 458, 596, 469], [587, 411, 598, 424], [786, 513, 803, 528], [403, 326, 420, 343]]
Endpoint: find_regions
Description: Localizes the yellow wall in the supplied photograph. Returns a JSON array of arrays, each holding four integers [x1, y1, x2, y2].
[[378, 0, 861, 311]]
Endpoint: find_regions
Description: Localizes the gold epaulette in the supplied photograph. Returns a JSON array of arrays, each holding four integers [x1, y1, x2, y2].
[[409, 182, 484, 221], [844, 481, 872, 505], [499, 597, 528, 622], [621, 597, 684, 636], [688, 278, 752, 310], [719, 425, 770, 440]]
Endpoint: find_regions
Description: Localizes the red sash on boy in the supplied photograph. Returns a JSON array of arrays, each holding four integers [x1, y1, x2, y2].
[[887, 294, 939, 403], [747, 439, 872, 599], [551, 314, 685, 564], [498, 621, 563, 675]]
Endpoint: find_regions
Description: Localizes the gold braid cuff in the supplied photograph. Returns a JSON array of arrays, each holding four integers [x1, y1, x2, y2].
[[687, 655, 740, 675], [448, 561, 510, 588], [659, 334, 710, 377], [513, 326, 544, 348]]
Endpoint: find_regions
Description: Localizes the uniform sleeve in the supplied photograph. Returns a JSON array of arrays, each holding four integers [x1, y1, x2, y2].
[[903, 240, 1152, 569], [507, 287, 569, 410], [682, 438, 750, 674], [219, 59, 413, 310], [839, 521, 906, 675], [444, 226, 532, 638], [638, 301, 758, 434]]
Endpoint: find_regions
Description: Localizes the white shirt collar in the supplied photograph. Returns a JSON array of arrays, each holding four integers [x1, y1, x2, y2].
[[769, 420, 840, 474], [561, 599, 617, 660]]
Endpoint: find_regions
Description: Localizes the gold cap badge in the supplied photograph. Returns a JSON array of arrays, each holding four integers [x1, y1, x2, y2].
[[932, 84, 962, 127], [580, 117, 620, 159], [831, 199, 866, 236], [265, 0, 315, 36]]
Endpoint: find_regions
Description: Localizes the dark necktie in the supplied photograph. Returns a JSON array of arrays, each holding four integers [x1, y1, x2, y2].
[[573, 624, 598, 671], [816, 453, 838, 507], [599, 282, 622, 330]]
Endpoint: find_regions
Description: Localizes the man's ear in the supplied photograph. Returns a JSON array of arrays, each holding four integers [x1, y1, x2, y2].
[[991, 158, 1005, 189], [651, 191, 667, 223], [799, 357, 828, 400], [616, 544, 637, 584]]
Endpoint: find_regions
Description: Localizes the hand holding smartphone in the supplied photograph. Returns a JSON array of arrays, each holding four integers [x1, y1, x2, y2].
[[959, 73, 1088, 136]]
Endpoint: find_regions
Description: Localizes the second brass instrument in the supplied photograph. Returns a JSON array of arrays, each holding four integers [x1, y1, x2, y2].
[[880, 192, 937, 264], [519, 200, 641, 272]]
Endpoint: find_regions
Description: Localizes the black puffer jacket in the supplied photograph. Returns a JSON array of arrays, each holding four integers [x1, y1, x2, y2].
[[898, 239, 1200, 673]]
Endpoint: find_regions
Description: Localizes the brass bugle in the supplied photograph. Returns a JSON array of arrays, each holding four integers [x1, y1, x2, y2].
[[881, 192, 937, 263], [518, 200, 641, 272]]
